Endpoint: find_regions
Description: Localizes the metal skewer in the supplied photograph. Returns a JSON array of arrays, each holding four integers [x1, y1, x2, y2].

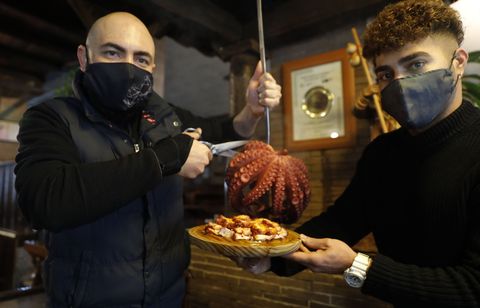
[[256, 0, 271, 145]]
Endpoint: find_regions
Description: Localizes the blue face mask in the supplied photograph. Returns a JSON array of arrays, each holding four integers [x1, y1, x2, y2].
[[380, 66, 458, 130]]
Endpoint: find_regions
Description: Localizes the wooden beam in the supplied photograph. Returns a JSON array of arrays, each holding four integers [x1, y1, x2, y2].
[[0, 96, 30, 120], [0, 32, 72, 64], [0, 2, 83, 45], [148, 19, 170, 38], [216, 39, 260, 62], [0, 69, 43, 97], [0, 49, 57, 77], [67, 0, 104, 29], [245, 0, 385, 43], [147, 0, 242, 41]]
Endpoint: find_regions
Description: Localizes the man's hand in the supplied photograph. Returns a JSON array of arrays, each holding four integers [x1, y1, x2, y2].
[[231, 256, 271, 275], [178, 128, 212, 179], [233, 61, 282, 137], [183, 127, 203, 140], [283, 235, 356, 274], [246, 61, 282, 116]]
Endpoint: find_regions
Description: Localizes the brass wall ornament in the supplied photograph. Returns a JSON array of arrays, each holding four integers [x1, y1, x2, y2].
[[301, 86, 334, 119]]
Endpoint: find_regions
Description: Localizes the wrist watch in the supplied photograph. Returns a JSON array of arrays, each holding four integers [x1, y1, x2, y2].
[[343, 252, 371, 288]]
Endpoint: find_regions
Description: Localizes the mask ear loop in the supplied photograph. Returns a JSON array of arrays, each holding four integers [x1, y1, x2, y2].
[[449, 49, 462, 88], [84, 45, 90, 66]]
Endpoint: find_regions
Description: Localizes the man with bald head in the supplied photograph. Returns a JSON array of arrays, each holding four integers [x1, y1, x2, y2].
[[15, 12, 281, 307]]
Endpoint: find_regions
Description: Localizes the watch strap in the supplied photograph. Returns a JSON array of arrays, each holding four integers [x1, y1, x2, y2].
[[344, 252, 371, 288]]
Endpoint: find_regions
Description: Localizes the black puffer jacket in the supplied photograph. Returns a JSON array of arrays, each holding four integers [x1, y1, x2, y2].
[[15, 71, 240, 307]]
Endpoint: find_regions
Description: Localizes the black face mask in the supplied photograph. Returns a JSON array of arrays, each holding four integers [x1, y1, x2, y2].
[[82, 62, 153, 114]]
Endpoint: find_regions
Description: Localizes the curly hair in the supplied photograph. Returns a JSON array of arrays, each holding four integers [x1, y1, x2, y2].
[[363, 0, 464, 60]]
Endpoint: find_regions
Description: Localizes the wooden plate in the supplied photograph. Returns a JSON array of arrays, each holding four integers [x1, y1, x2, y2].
[[188, 225, 301, 257]]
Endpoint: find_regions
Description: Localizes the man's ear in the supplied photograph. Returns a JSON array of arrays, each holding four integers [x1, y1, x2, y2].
[[454, 48, 469, 75], [77, 45, 88, 72]]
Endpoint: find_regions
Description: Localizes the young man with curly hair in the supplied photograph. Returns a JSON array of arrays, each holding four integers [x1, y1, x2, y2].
[[240, 0, 480, 307]]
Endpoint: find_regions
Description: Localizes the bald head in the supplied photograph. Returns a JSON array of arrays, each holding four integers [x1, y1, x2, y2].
[[77, 12, 156, 72]]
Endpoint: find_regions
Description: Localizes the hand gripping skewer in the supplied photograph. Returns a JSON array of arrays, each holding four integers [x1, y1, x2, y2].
[[257, 0, 271, 144]]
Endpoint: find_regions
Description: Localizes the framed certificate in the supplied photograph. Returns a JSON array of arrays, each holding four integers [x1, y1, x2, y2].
[[283, 48, 356, 151]]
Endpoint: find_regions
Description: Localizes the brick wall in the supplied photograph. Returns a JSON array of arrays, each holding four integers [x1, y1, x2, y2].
[[185, 59, 392, 306], [187, 246, 389, 308]]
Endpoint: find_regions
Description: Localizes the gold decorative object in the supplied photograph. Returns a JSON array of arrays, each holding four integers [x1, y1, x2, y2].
[[301, 86, 334, 119], [347, 28, 399, 134]]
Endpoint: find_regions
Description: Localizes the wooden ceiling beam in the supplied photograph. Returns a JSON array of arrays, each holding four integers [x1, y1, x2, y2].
[[0, 69, 43, 97], [0, 2, 83, 45], [0, 32, 72, 65], [0, 95, 31, 121], [67, 0, 105, 30], [245, 0, 385, 42], [216, 39, 259, 62], [148, 19, 171, 38], [0, 50, 57, 77], [148, 0, 242, 42]]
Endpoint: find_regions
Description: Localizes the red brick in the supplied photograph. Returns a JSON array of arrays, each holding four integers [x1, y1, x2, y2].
[[259, 274, 312, 291], [312, 282, 363, 298], [238, 278, 281, 293], [251, 295, 305, 308], [263, 292, 308, 306], [309, 300, 336, 308], [280, 287, 330, 304], [330, 295, 392, 308]]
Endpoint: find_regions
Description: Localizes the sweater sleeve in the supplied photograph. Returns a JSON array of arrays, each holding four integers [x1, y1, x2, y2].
[[14, 103, 189, 232], [271, 142, 374, 276], [172, 105, 243, 143], [362, 188, 480, 307]]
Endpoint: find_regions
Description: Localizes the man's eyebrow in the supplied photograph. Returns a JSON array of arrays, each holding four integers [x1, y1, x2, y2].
[[374, 51, 432, 74], [374, 65, 391, 74], [99, 42, 152, 61], [398, 52, 431, 65], [100, 42, 126, 53]]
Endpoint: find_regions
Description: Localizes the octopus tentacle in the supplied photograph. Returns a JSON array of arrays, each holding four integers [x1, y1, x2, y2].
[[289, 159, 310, 201], [228, 156, 268, 184], [284, 163, 304, 221], [226, 140, 310, 223], [227, 150, 265, 174], [227, 154, 273, 209], [242, 159, 278, 205], [272, 157, 286, 216]]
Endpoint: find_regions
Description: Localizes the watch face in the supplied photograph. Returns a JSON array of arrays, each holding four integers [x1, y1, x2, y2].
[[344, 271, 364, 288]]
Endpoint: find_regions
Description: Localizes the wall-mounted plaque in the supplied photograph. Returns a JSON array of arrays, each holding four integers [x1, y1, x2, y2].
[[283, 48, 356, 151]]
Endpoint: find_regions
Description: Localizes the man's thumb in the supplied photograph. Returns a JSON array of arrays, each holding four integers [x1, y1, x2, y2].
[[300, 234, 329, 250], [251, 60, 263, 81]]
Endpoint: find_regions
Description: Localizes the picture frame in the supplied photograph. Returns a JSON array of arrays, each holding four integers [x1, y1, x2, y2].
[[283, 48, 356, 151]]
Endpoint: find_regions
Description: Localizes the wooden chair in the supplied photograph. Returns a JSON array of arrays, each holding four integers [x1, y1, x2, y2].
[[0, 228, 16, 291]]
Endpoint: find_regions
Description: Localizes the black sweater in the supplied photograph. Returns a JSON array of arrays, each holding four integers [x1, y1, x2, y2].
[[273, 101, 480, 307], [15, 99, 240, 232]]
